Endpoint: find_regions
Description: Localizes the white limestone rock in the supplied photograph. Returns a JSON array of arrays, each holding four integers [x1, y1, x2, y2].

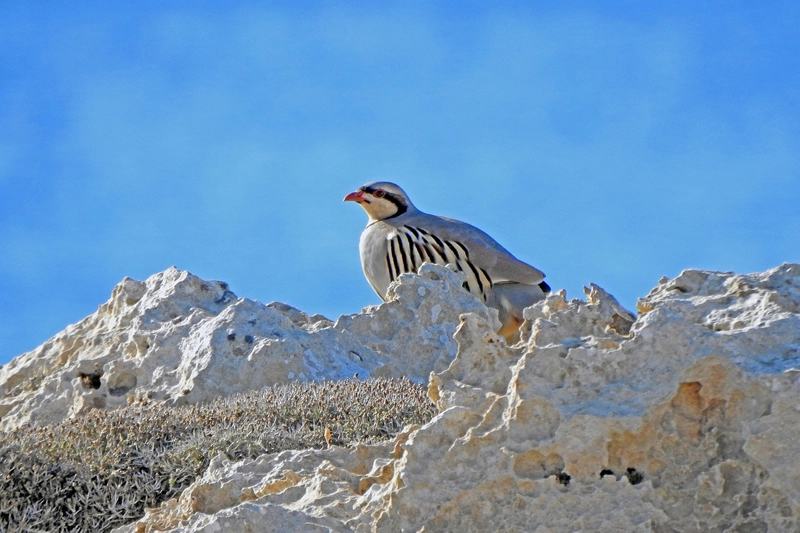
[[0, 264, 489, 432], [116, 264, 800, 532]]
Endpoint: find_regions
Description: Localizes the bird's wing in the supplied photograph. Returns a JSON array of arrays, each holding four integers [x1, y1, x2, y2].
[[397, 212, 546, 285]]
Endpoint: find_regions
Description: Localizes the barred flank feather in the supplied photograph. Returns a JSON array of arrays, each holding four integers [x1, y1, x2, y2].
[[385, 225, 493, 301]]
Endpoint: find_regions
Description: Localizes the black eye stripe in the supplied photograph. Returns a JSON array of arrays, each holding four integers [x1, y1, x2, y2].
[[362, 187, 408, 219]]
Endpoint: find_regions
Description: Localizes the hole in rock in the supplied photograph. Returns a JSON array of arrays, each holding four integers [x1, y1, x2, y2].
[[78, 370, 103, 390], [108, 372, 138, 396], [626, 467, 644, 485]]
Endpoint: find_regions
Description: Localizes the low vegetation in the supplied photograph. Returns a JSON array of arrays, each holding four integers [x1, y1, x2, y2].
[[0, 378, 436, 533]]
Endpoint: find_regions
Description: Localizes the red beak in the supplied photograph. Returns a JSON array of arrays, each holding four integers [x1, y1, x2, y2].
[[344, 190, 367, 203]]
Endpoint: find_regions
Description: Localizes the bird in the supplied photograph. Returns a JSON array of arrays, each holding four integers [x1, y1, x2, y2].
[[344, 181, 550, 341]]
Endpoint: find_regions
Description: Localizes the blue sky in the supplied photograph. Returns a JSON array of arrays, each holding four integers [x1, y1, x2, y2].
[[1, 3, 798, 364]]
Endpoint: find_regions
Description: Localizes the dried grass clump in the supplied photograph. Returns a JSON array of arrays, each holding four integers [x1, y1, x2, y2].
[[0, 378, 436, 533]]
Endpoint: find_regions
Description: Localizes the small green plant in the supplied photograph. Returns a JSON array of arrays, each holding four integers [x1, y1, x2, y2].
[[0, 378, 436, 533]]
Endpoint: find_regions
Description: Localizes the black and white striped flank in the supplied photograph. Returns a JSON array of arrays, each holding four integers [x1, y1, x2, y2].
[[384, 225, 494, 301]]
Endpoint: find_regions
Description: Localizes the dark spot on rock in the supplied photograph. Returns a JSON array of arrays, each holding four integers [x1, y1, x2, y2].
[[227, 332, 236, 341], [609, 313, 635, 335], [672, 286, 689, 293], [248, 319, 257, 326], [599, 469, 615, 478], [244, 335, 254, 344], [219, 282, 229, 290], [555, 472, 571, 486], [349, 350, 363, 361], [108, 372, 137, 396], [182, 389, 191, 395], [215, 290, 236, 304], [626, 467, 644, 485], [78, 371, 103, 390]]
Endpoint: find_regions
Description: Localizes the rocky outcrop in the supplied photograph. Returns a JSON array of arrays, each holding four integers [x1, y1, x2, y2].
[[0, 264, 488, 433], [117, 264, 799, 532], [3, 263, 800, 532]]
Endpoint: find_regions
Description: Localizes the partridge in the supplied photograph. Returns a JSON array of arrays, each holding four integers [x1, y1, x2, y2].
[[344, 181, 550, 340]]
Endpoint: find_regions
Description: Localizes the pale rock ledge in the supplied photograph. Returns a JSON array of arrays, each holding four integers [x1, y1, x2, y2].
[[2, 263, 800, 532], [0, 264, 489, 433]]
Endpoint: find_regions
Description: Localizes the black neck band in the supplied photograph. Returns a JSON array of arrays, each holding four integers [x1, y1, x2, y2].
[[383, 197, 408, 219]]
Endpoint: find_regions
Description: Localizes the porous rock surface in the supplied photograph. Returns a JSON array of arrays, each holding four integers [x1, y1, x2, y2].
[[0, 264, 487, 432], [113, 263, 800, 533], [3, 263, 800, 532]]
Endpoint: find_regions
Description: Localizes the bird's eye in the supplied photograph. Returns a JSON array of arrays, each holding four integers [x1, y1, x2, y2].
[[373, 189, 386, 198]]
